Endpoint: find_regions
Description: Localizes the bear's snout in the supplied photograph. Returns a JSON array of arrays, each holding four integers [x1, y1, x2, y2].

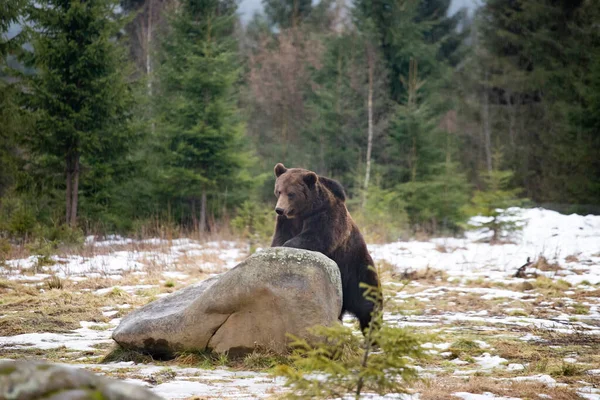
[[275, 207, 284, 216]]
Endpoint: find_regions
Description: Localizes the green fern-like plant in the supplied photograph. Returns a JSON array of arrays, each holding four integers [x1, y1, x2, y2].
[[275, 273, 426, 399]]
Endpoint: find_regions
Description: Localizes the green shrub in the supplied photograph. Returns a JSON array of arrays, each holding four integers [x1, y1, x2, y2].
[[465, 153, 527, 243], [275, 276, 426, 399], [351, 184, 409, 243], [395, 161, 470, 235], [231, 201, 274, 252], [0, 238, 11, 266], [8, 207, 36, 239]]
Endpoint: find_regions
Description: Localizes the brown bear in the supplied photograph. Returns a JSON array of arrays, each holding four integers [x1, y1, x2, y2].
[[271, 163, 380, 331]]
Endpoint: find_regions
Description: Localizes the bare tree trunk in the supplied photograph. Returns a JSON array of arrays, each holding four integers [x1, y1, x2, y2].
[[408, 59, 419, 182], [146, 0, 153, 96], [482, 70, 492, 173], [65, 154, 72, 224], [292, 0, 298, 28], [333, 0, 345, 33], [191, 197, 197, 231], [362, 45, 374, 209], [70, 154, 80, 227], [199, 190, 207, 233]]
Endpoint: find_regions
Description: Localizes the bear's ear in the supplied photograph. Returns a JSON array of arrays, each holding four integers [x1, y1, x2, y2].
[[303, 172, 318, 187], [274, 163, 287, 177]]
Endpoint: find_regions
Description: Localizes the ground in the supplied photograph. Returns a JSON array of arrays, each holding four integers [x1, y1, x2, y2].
[[0, 208, 599, 400]]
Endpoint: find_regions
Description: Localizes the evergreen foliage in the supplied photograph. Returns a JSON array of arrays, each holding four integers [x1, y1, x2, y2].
[[230, 200, 274, 252], [0, 0, 28, 200], [467, 155, 526, 243], [276, 278, 426, 399], [460, 0, 600, 206], [21, 0, 139, 228], [263, 0, 312, 29], [0, 0, 598, 241], [154, 0, 253, 230]]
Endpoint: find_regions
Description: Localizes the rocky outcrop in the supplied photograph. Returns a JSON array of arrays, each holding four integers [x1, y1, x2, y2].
[[112, 248, 342, 357], [0, 359, 163, 400]]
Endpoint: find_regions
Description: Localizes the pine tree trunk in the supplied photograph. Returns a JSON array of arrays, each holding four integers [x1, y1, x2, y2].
[[292, 0, 298, 28], [146, 0, 153, 96], [199, 190, 207, 233], [70, 154, 80, 227], [362, 46, 374, 209], [191, 197, 198, 231], [482, 70, 492, 173], [408, 59, 418, 182], [65, 154, 72, 224]]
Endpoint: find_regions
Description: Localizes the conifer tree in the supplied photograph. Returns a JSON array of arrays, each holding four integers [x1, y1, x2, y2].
[[0, 0, 27, 198], [462, 0, 600, 206], [353, 0, 462, 104], [276, 279, 426, 399], [263, 0, 313, 29], [22, 0, 137, 227], [467, 152, 525, 243], [154, 0, 251, 231], [391, 59, 470, 233]]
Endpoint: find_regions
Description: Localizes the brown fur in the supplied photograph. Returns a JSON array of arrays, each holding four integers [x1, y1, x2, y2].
[[271, 163, 380, 331]]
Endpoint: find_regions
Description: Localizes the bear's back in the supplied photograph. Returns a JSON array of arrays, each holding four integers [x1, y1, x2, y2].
[[319, 176, 346, 202]]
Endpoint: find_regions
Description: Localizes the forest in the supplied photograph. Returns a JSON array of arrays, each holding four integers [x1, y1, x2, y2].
[[1, 0, 599, 244]]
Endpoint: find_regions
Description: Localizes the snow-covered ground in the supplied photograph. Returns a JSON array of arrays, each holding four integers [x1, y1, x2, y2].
[[370, 208, 600, 285], [1, 208, 599, 399]]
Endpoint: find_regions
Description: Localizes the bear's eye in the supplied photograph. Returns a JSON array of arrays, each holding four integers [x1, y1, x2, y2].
[[288, 193, 295, 199]]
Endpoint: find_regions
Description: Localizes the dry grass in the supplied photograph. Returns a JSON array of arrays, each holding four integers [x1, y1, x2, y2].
[[0, 346, 94, 364], [376, 259, 397, 281], [395, 266, 448, 283], [533, 255, 563, 273], [416, 376, 582, 400], [564, 254, 579, 263], [0, 285, 111, 335], [2, 233, 599, 397], [424, 293, 504, 315]]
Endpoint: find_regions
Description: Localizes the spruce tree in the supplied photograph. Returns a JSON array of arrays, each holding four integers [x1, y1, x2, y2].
[[465, 0, 600, 206], [263, 0, 313, 29], [0, 0, 27, 198], [154, 0, 251, 231], [22, 0, 137, 227], [353, 0, 463, 104], [467, 152, 526, 243]]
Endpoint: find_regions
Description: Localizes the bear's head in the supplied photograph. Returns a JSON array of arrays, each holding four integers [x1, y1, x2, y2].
[[273, 163, 318, 219]]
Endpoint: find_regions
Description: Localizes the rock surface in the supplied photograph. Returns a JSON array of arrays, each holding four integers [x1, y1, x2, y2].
[[112, 248, 342, 356], [0, 359, 163, 400]]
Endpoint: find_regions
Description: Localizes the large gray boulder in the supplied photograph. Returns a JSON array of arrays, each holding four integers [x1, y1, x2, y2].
[[112, 248, 342, 357], [0, 359, 162, 400]]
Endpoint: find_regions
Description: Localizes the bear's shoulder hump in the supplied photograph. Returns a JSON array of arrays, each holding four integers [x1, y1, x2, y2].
[[319, 176, 346, 201]]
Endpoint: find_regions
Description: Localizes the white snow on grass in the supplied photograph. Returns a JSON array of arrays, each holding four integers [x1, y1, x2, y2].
[[397, 286, 534, 301], [0, 320, 117, 351], [1, 208, 599, 399], [81, 362, 286, 399], [371, 208, 600, 282], [506, 364, 524, 371], [578, 387, 600, 400], [385, 312, 600, 334], [1, 239, 246, 280], [501, 374, 558, 386], [473, 353, 507, 370], [94, 284, 158, 295]]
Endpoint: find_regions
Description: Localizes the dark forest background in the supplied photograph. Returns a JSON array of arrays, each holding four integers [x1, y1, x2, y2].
[[1, 0, 599, 244]]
